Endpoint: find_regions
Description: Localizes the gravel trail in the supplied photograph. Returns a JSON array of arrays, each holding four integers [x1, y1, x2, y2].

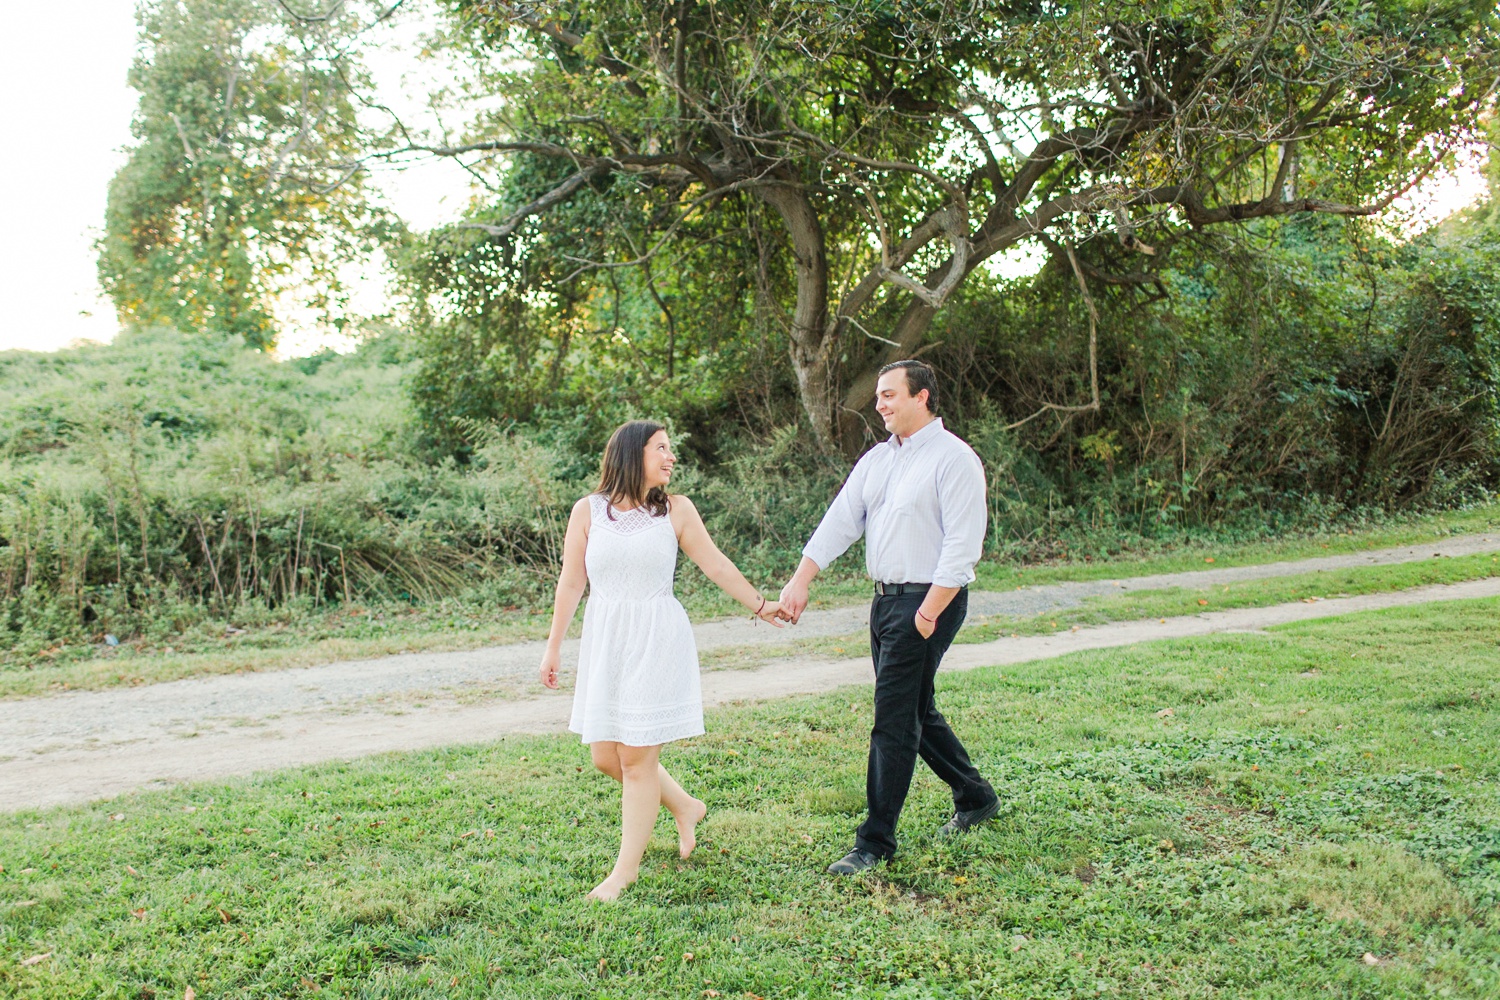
[[3, 533, 1497, 811]]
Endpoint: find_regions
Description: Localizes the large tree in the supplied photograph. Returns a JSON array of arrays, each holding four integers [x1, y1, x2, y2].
[[400, 0, 1498, 453], [99, 0, 400, 350]]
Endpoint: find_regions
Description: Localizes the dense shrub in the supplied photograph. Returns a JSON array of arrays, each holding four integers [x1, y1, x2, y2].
[[915, 217, 1500, 557], [3, 218, 1498, 657], [0, 330, 586, 657]]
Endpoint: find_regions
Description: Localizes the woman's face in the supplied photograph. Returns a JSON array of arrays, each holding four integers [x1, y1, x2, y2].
[[641, 430, 676, 490]]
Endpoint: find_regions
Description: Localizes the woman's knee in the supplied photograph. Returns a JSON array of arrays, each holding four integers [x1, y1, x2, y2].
[[617, 745, 660, 779], [590, 741, 621, 775]]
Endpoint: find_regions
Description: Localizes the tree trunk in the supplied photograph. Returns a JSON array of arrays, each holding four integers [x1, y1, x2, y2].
[[755, 184, 838, 454]]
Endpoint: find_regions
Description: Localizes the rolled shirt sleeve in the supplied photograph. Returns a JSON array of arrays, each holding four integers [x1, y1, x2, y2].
[[802, 453, 872, 571], [930, 449, 987, 588]]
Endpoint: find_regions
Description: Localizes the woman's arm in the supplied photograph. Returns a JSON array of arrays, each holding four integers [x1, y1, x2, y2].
[[671, 495, 784, 624], [539, 497, 592, 688]]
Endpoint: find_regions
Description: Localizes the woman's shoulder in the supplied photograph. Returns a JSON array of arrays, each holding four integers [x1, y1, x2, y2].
[[666, 493, 699, 517], [573, 493, 603, 516]]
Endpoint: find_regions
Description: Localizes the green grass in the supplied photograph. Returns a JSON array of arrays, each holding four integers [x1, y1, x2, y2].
[[12, 504, 1499, 699], [961, 551, 1500, 642], [1, 570, 875, 699], [3, 600, 1498, 998], [972, 499, 1500, 589], [1, 603, 554, 700], [689, 553, 1500, 672]]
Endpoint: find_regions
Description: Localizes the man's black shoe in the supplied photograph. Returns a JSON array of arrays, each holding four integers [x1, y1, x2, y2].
[[826, 848, 882, 875], [937, 797, 1002, 837]]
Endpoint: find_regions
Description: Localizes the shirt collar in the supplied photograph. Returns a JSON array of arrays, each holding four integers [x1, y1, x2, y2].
[[889, 415, 944, 450]]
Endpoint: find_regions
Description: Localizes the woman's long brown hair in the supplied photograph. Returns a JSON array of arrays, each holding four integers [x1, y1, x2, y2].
[[596, 420, 670, 518]]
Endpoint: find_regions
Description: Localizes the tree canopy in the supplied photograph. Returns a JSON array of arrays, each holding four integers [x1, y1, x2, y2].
[[98, 0, 400, 349], [391, 0, 1500, 452], [98, 1, 1500, 457]]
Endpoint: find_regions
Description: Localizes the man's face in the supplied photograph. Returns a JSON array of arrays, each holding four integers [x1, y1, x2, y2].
[[875, 370, 930, 438]]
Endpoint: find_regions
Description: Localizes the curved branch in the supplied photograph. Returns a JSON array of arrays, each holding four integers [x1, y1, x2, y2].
[[456, 159, 617, 238], [1004, 242, 1100, 430]]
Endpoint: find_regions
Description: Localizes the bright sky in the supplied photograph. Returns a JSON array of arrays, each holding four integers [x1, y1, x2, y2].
[[0, 5, 1489, 356], [0, 4, 137, 353], [0, 1, 470, 357]]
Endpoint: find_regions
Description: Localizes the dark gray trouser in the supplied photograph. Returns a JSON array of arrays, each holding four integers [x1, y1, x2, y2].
[[854, 587, 996, 859]]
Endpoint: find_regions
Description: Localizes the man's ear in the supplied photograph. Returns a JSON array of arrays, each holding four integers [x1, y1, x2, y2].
[[915, 388, 930, 410]]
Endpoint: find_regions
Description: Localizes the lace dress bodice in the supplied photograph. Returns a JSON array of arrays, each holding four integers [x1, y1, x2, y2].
[[582, 493, 679, 601]]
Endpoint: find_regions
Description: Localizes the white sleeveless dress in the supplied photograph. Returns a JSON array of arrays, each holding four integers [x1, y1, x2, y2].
[[569, 493, 704, 746]]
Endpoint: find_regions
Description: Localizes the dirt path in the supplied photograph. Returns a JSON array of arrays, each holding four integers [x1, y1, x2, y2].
[[3, 534, 1497, 811]]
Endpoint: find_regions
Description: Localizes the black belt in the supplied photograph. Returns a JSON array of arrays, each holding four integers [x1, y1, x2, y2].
[[873, 581, 931, 597]]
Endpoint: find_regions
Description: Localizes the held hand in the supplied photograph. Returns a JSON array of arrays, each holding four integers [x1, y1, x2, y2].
[[538, 648, 561, 689], [914, 610, 936, 639], [779, 578, 810, 624], [756, 599, 788, 628]]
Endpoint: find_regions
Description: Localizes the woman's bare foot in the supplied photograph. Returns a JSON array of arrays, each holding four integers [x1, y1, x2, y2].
[[586, 872, 635, 901], [676, 798, 708, 859]]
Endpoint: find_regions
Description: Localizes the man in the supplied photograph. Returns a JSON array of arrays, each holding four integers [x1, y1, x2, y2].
[[779, 359, 1000, 874]]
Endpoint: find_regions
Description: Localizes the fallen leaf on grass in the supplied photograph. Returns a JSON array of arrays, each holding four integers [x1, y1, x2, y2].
[[109, 813, 125, 822], [1197, 599, 1209, 606], [1155, 708, 1174, 718], [20, 952, 51, 966], [13, 900, 37, 908], [218, 908, 232, 924], [299, 978, 321, 991], [186, 986, 197, 1000], [131, 908, 147, 920], [125, 865, 139, 876], [1204, 557, 1215, 563], [1362, 952, 1382, 966]]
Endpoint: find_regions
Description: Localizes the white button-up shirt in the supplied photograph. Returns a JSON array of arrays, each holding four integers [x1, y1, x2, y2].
[[803, 417, 987, 588]]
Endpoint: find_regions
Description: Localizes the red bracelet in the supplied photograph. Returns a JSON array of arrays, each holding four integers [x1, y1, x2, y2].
[[753, 595, 766, 617], [916, 609, 936, 623]]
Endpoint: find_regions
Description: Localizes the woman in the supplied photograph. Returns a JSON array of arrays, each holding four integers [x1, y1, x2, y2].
[[538, 420, 784, 900]]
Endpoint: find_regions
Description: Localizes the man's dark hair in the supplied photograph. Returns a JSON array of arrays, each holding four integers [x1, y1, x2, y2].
[[878, 359, 939, 413]]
